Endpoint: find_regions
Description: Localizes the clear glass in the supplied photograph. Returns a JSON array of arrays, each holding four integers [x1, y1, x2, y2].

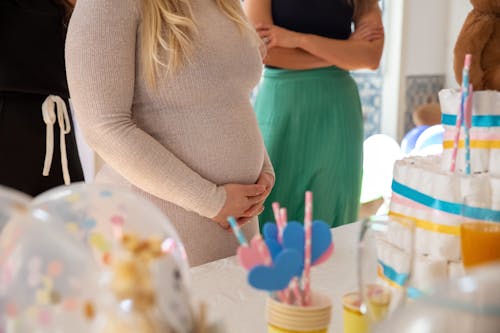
[[373, 264, 500, 333], [460, 195, 500, 270], [357, 215, 415, 325]]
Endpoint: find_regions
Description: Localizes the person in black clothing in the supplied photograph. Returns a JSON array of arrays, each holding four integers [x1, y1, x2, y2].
[[0, 0, 84, 196]]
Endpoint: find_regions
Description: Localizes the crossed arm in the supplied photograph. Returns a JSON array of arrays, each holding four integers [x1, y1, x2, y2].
[[243, 0, 384, 71]]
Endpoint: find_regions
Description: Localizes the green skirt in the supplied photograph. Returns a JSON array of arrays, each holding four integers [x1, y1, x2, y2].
[[255, 66, 363, 229]]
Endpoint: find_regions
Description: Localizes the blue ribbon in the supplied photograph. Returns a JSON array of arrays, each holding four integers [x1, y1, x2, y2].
[[392, 181, 500, 222], [378, 260, 423, 299], [442, 114, 500, 127], [378, 259, 409, 286]]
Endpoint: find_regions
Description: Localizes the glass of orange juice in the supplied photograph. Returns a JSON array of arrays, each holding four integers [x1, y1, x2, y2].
[[460, 196, 500, 269], [461, 221, 500, 269]]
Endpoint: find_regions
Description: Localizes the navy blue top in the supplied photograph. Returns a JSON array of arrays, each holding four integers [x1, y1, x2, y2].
[[271, 0, 354, 40], [0, 0, 69, 98]]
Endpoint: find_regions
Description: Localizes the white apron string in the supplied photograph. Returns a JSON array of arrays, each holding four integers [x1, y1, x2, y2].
[[41, 95, 71, 185]]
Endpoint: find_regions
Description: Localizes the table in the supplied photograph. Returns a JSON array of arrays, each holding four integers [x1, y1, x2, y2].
[[190, 222, 360, 333]]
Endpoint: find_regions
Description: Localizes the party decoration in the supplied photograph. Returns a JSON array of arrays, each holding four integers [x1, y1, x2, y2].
[[248, 249, 302, 291], [31, 183, 188, 273], [0, 210, 99, 333], [229, 192, 334, 307], [237, 236, 270, 270], [93, 233, 195, 333]]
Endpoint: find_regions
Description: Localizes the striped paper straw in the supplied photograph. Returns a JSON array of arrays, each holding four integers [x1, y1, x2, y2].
[[450, 54, 472, 172], [227, 216, 248, 246], [290, 277, 303, 306], [303, 191, 313, 306], [449, 101, 463, 172], [272, 202, 284, 242], [465, 84, 473, 175]]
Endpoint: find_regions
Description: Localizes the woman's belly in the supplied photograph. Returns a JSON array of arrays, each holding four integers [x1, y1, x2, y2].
[[133, 99, 265, 185]]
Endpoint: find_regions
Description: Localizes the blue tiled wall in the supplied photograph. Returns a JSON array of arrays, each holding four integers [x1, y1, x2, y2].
[[352, 71, 383, 139], [404, 75, 444, 134]]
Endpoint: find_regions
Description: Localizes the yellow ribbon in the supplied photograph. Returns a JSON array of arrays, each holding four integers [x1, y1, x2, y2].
[[389, 211, 460, 236], [443, 140, 500, 149]]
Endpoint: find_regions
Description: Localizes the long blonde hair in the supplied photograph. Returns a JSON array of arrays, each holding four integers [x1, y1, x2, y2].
[[141, 0, 257, 87]]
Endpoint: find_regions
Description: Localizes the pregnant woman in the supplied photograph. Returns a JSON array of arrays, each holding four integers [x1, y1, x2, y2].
[[66, 0, 274, 266]]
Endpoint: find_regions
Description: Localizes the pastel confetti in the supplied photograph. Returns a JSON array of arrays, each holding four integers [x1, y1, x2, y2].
[[66, 222, 79, 233], [42, 276, 54, 290], [100, 190, 113, 197], [38, 309, 52, 326], [81, 218, 97, 230], [47, 261, 63, 278], [36, 289, 50, 305], [63, 298, 79, 311], [6, 303, 17, 317], [66, 194, 80, 203], [90, 233, 110, 252], [102, 252, 112, 266]]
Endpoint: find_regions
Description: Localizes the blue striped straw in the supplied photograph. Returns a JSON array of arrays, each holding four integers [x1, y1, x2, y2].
[[461, 55, 471, 175], [227, 216, 248, 246]]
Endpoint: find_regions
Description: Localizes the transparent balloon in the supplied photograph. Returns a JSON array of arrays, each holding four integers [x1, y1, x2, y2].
[[0, 209, 100, 333], [0, 185, 31, 235], [31, 183, 196, 333], [374, 264, 500, 333]]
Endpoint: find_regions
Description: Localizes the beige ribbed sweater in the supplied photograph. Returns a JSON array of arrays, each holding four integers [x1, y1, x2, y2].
[[65, 0, 273, 266]]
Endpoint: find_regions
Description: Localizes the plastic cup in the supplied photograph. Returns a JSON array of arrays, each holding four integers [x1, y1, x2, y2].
[[267, 291, 332, 333], [342, 291, 368, 333]]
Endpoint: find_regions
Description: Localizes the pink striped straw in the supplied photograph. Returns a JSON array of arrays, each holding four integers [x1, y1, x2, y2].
[[279, 208, 288, 232], [272, 202, 284, 243], [290, 277, 303, 306], [303, 191, 313, 306]]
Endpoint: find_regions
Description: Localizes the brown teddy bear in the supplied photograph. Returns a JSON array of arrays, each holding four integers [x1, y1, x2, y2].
[[454, 0, 500, 91]]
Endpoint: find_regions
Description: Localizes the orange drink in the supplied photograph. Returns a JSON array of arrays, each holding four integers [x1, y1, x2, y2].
[[461, 221, 500, 268]]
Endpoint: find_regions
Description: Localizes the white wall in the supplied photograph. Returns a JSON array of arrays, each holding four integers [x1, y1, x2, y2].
[[403, 0, 450, 76], [445, 0, 472, 88]]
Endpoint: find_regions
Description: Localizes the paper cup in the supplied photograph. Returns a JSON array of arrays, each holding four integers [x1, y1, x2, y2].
[[267, 292, 332, 333], [342, 292, 368, 333]]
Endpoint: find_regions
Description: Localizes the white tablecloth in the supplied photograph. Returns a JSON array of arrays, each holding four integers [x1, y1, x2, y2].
[[190, 222, 361, 333]]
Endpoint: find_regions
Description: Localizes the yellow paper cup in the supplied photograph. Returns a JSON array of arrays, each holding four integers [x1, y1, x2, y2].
[[267, 292, 332, 333], [342, 292, 368, 333]]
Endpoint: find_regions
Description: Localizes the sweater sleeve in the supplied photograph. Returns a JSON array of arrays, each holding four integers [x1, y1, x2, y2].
[[65, 0, 225, 219]]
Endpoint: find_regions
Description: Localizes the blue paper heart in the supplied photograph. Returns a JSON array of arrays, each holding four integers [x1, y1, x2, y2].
[[265, 239, 282, 261], [311, 221, 332, 264], [81, 218, 97, 230], [282, 220, 332, 265], [263, 222, 278, 241], [248, 249, 302, 291]]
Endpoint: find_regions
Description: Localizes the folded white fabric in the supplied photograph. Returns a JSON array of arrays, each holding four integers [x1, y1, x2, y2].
[[439, 89, 500, 174]]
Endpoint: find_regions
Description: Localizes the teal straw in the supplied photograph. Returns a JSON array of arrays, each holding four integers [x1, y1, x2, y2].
[[227, 216, 248, 246]]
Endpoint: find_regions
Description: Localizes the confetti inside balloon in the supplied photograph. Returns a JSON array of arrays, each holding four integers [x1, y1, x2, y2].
[[0, 209, 100, 333]]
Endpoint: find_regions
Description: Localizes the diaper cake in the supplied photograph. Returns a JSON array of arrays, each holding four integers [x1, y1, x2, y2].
[[380, 55, 500, 293]]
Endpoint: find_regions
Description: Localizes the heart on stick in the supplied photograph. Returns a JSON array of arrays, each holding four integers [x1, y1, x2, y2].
[[282, 220, 333, 266], [248, 249, 302, 291], [237, 236, 271, 270]]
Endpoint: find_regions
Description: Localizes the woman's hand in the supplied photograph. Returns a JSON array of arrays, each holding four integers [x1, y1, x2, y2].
[[212, 183, 268, 229], [237, 172, 275, 224], [256, 23, 302, 49], [349, 23, 384, 42]]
